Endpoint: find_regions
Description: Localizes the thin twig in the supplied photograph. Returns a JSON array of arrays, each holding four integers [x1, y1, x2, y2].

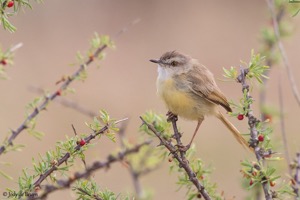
[[266, 0, 300, 106], [71, 124, 78, 136], [29, 86, 97, 118], [32, 118, 127, 188], [9, 43, 23, 52], [237, 67, 272, 200], [75, 187, 103, 200], [140, 117, 212, 200], [29, 141, 150, 200], [118, 120, 143, 198], [278, 76, 292, 175], [114, 18, 141, 39], [118, 119, 160, 198]]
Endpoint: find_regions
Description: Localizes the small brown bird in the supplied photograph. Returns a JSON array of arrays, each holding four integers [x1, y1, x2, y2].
[[150, 51, 249, 151]]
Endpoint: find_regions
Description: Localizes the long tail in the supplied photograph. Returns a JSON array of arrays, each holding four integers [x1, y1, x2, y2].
[[216, 111, 253, 152]]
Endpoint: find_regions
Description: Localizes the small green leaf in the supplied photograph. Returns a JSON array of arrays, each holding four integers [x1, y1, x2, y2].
[[0, 170, 13, 180]]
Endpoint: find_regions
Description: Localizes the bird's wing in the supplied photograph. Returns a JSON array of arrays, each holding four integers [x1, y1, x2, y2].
[[186, 64, 232, 112]]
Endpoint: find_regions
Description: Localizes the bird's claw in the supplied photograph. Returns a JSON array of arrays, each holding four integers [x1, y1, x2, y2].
[[166, 111, 178, 122]]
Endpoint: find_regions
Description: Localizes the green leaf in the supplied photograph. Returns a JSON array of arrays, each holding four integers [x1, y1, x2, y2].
[[105, 132, 116, 142], [0, 170, 13, 180]]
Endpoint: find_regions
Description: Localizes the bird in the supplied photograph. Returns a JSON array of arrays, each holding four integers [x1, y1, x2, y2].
[[150, 51, 250, 151]]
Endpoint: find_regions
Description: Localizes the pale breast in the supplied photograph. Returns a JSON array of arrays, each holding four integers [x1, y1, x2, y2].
[[157, 77, 214, 120]]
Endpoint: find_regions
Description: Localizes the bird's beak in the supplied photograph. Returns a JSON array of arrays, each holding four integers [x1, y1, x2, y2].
[[149, 59, 160, 64]]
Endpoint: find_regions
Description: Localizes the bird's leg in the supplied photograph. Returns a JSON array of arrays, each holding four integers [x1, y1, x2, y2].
[[166, 111, 178, 122], [177, 118, 203, 152]]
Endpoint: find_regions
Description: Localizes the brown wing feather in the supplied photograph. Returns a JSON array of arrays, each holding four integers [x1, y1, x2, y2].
[[206, 90, 232, 112], [186, 62, 232, 112]]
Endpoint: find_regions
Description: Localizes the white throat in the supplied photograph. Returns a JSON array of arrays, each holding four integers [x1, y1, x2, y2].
[[157, 66, 171, 81], [157, 64, 192, 81]]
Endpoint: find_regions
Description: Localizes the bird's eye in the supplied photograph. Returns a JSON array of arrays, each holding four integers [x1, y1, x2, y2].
[[171, 61, 178, 66]]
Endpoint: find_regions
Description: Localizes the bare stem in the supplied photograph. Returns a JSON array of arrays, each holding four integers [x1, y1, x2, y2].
[[278, 76, 292, 175], [259, 5, 284, 121]]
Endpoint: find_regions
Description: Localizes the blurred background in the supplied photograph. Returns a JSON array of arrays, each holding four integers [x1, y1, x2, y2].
[[0, 0, 300, 199]]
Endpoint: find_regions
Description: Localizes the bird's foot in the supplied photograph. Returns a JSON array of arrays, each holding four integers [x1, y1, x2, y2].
[[166, 111, 178, 122]]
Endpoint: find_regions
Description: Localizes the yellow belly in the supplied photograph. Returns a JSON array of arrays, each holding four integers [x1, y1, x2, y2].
[[157, 78, 202, 120]]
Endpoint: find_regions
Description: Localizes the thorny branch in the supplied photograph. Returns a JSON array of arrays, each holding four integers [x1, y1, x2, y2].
[[140, 117, 212, 200], [28, 141, 150, 200], [28, 86, 97, 118], [32, 118, 127, 189], [0, 45, 108, 156], [236, 67, 273, 200]]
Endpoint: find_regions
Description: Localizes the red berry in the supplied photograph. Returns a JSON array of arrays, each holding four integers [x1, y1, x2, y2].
[[270, 181, 275, 187], [7, 1, 14, 8], [252, 171, 257, 176], [249, 179, 253, 186], [237, 114, 244, 120], [79, 139, 86, 146], [258, 135, 264, 142], [264, 154, 272, 158], [56, 89, 62, 96], [1, 59, 7, 65], [264, 114, 272, 122], [291, 179, 296, 186], [89, 55, 94, 61]]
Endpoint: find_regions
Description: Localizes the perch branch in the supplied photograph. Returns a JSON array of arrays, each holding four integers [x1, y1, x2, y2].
[[140, 117, 212, 200]]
